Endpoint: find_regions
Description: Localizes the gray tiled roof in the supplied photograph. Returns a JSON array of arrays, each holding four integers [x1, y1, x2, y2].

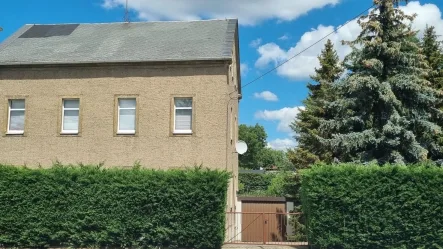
[[0, 19, 238, 66]]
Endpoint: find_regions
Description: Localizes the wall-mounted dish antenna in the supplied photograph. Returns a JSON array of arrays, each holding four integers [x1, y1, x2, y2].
[[235, 140, 248, 155]]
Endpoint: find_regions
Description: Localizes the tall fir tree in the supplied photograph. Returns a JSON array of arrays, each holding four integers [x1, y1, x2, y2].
[[318, 0, 443, 164], [421, 25, 443, 92], [288, 39, 344, 168], [421, 25, 443, 160]]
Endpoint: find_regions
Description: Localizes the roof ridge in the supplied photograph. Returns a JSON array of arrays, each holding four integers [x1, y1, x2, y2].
[[24, 18, 238, 26]]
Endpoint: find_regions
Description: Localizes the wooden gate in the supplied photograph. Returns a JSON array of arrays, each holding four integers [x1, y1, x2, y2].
[[224, 197, 307, 245], [242, 201, 286, 242]]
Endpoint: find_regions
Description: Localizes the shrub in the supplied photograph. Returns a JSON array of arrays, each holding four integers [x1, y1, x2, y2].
[[267, 172, 298, 197], [238, 173, 274, 194], [301, 163, 443, 248], [0, 164, 230, 249], [238, 172, 297, 197]]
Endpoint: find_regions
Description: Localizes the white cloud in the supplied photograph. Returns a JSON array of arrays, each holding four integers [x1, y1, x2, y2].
[[102, 0, 340, 25], [401, 1, 443, 38], [278, 34, 290, 40], [255, 1, 443, 80], [255, 24, 357, 80], [254, 91, 279, 101], [255, 43, 287, 69], [249, 38, 262, 48], [102, 0, 118, 8], [267, 138, 297, 151], [255, 106, 305, 133], [240, 63, 249, 76]]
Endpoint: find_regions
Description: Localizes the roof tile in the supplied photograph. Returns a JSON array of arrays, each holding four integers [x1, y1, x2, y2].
[[0, 19, 238, 66]]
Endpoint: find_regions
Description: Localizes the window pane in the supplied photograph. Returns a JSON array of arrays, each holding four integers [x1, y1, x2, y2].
[[64, 99, 79, 109], [119, 109, 136, 131], [63, 110, 79, 131], [175, 109, 192, 130], [9, 110, 25, 131], [10, 99, 25, 109], [119, 99, 136, 108], [175, 98, 192, 108]]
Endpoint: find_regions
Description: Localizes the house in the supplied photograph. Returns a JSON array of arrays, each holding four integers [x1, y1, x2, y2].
[[0, 19, 241, 211]]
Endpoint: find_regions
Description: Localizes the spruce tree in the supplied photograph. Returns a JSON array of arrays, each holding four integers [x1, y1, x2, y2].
[[421, 25, 443, 160], [288, 40, 344, 168], [318, 0, 443, 164], [422, 25, 443, 91]]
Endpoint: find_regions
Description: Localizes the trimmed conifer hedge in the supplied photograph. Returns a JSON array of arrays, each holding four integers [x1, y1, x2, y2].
[[0, 165, 230, 249], [301, 163, 443, 248]]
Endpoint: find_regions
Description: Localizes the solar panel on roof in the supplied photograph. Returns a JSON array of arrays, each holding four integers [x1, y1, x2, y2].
[[19, 24, 79, 38]]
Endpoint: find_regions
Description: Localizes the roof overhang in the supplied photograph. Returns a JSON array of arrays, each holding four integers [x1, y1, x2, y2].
[[0, 58, 231, 69], [234, 20, 242, 99]]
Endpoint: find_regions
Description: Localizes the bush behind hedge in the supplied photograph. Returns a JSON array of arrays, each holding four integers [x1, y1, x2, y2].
[[238, 172, 274, 195], [301, 163, 443, 249], [0, 164, 230, 249]]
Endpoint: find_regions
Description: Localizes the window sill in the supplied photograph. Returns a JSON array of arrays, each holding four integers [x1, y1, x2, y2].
[[4, 132, 25, 137], [116, 131, 136, 136], [61, 131, 79, 134], [60, 132, 80, 136], [173, 130, 193, 136], [6, 131, 24, 135]]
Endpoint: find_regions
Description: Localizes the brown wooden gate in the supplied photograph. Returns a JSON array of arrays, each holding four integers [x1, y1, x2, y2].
[[241, 201, 286, 243]]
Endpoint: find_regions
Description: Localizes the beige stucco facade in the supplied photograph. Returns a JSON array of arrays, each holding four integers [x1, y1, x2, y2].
[[0, 63, 233, 163], [0, 57, 240, 207]]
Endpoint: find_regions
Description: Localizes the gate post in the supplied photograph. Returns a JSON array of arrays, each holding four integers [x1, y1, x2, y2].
[[263, 212, 266, 244]]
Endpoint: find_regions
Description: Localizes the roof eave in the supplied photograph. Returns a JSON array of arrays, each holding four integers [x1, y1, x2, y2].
[[234, 20, 242, 99], [0, 58, 232, 68]]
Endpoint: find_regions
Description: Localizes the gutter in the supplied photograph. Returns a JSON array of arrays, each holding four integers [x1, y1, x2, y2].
[[0, 58, 232, 69]]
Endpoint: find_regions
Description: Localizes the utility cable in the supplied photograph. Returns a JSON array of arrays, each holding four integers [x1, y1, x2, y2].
[[239, 4, 376, 91]]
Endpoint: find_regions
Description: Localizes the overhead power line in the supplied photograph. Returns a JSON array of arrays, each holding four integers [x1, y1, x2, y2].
[[240, 4, 375, 90]]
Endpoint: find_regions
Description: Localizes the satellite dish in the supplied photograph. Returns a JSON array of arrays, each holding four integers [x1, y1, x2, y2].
[[235, 140, 248, 155]]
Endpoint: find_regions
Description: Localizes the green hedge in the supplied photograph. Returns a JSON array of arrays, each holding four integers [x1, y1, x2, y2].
[[301, 163, 443, 249], [238, 172, 299, 198], [238, 172, 274, 195], [0, 165, 230, 249]]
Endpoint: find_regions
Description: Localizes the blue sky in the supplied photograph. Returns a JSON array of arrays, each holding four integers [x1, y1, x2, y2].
[[1, 0, 443, 150]]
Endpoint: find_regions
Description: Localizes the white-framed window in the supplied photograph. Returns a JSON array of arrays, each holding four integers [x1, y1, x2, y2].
[[61, 99, 80, 134], [7, 99, 25, 134], [118, 98, 136, 134], [174, 97, 193, 134]]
